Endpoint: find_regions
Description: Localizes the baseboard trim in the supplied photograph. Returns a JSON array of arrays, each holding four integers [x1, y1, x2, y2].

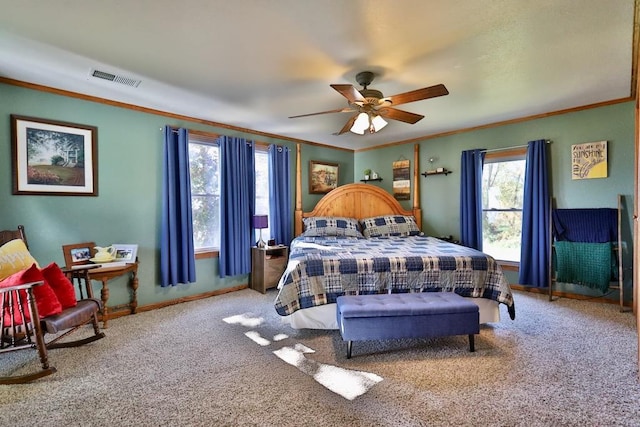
[[510, 284, 633, 308], [105, 284, 250, 320]]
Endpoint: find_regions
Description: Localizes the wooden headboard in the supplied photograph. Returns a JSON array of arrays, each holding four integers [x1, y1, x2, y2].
[[294, 144, 422, 236]]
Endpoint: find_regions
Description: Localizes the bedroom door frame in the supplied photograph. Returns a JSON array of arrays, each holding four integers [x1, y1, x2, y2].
[[635, 26, 640, 376]]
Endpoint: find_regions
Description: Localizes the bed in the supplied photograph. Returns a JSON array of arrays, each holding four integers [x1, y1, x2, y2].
[[274, 145, 515, 330]]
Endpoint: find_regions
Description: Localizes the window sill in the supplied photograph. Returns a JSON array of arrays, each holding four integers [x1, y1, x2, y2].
[[195, 250, 219, 259], [496, 260, 519, 271]]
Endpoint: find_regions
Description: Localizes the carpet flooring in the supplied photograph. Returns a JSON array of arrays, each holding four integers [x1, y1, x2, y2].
[[1, 289, 639, 426]]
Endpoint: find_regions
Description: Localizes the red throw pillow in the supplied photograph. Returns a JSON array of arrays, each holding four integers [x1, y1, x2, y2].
[[40, 262, 78, 309], [0, 263, 62, 319]]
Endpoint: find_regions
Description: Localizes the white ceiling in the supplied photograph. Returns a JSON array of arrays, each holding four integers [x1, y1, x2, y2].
[[0, 1, 636, 151]]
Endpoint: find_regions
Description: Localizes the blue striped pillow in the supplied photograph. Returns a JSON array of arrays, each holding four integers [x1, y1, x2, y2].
[[360, 215, 422, 238], [302, 217, 363, 237]]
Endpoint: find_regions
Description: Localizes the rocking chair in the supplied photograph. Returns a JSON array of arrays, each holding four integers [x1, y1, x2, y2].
[[0, 225, 105, 384]]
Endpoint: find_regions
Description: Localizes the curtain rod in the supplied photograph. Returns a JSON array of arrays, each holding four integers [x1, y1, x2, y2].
[[481, 140, 552, 154], [161, 127, 277, 149]]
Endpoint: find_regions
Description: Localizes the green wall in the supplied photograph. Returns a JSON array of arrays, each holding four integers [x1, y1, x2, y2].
[[0, 82, 352, 307], [1, 81, 634, 305], [356, 101, 635, 299]]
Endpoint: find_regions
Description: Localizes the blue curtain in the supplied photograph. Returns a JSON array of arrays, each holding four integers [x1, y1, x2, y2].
[[160, 126, 196, 287], [219, 136, 255, 278], [268, 144, 293, 245], [518, 139, 550, 287], [459, 149, 485, 249]]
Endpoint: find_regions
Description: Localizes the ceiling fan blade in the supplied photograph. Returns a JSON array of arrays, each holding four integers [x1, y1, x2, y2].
[[330, 84, 366, 104], [378, 107, 424, 124], [335, 114, 358, 135], [289, 107, 354, 119], [387, 84, 449, 106]]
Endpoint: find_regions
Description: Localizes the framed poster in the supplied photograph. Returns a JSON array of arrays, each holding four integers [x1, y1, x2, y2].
[[571, 141, 607, 180], [309, 160, 339, 194], [11, 115, 98, 196]]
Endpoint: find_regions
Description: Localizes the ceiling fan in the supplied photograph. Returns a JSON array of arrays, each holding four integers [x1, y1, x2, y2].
[[289, 71, 449, 135]]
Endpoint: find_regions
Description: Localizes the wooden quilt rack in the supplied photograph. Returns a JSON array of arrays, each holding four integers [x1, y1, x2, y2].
[[548, 195, 625, 311]]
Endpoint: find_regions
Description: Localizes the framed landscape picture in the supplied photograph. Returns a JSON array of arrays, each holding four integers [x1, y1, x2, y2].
[[11, 115, 98, 196], [309, 160, 339, 194]]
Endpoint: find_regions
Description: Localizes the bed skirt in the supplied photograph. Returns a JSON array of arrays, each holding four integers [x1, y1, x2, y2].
[[280, 297, 500, 330]]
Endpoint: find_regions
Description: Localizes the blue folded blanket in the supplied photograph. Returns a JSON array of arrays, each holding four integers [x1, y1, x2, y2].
[[552, 208, 617, 243]]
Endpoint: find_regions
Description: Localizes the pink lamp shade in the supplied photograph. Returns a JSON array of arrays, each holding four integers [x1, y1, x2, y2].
[[252, 215, 268, 229]]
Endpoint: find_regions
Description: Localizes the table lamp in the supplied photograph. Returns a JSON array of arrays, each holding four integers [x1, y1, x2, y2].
[[252, 215, 268, 248]]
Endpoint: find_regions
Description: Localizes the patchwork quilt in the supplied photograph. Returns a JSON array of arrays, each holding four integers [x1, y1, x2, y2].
[[274, 235, 515, 320]]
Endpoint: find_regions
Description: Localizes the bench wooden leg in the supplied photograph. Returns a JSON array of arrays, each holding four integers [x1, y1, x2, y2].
[[347, 340, 352, 359], [469, 334, 475, 352]]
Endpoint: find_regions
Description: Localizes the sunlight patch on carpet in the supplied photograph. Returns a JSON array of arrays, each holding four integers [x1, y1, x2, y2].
[[245, 331, 271, 346], [273, 333, 288, 341], [225, 312, 383, 400], [273, 346, 382, 400], [223, 313, 264, 328], [314, 364, 383, 401], [293, 343, 314, 353]]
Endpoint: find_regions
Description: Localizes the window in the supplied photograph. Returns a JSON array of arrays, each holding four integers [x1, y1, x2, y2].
[[481, 148, 526, 263], [188, 135, 270, 252], [189, 136, 220, 251], [254, 147, 271, 242]]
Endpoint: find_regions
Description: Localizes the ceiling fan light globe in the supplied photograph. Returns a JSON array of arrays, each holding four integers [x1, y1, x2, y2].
[[371, 115, 388, 132], [350, 112, 369, 134]]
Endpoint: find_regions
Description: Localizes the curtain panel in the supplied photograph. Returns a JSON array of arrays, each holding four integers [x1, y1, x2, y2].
[[219, 137, 256, 278], [268, 144, 293, 245], [459, 149, 486, 250], [518, 139, 550, 287], [160, 126, 196, 287]]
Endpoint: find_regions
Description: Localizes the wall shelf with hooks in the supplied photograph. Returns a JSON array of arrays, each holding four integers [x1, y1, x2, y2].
[[360, 178, 383, 183], [421, 169, 452, 177]]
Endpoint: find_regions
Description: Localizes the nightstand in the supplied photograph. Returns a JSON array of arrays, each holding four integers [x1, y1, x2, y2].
[[250, 245, 288, 293]]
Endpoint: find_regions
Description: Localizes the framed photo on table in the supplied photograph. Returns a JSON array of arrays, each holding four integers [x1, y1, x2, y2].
[[113, 244, 138, 263], [309, 160, 339, 194], [62, 242, 96, 268], [11, 115, 98, 196]]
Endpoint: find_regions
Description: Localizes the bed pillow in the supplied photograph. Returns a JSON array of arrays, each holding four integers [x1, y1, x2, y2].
[[40, 262, 78, 309], [360, 215, 423, 238], [302, 216, 363, 238]]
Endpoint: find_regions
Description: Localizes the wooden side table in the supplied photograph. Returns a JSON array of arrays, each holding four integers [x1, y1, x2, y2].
[[251, 246, 288, 293], [88, 261, 138, 328]]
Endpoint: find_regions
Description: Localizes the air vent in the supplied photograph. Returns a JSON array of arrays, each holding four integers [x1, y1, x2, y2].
[[90, 69, 141, 87]]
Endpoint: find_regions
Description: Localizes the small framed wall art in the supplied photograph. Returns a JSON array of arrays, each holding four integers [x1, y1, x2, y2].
[[571, 140, 607, 180], [309, 160, 339, 194]]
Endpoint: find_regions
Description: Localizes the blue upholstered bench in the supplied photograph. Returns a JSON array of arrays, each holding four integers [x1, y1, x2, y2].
[[336, 292, 480, 358]]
